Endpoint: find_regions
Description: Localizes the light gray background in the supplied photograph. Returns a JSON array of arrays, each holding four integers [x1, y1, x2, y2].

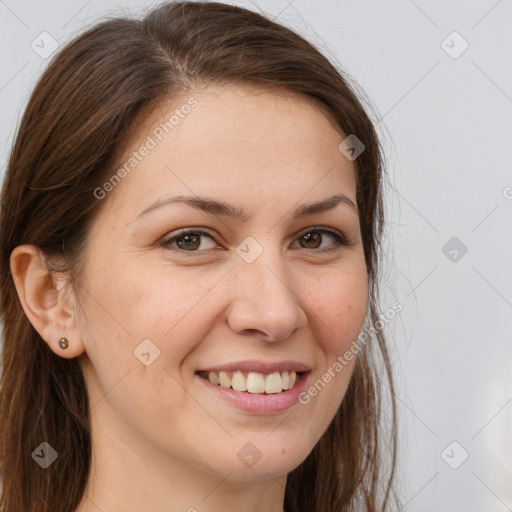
[[1, 1, 511, 510]]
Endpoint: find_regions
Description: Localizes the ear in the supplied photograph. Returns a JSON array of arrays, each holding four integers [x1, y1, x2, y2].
[[10, 244, 86, 359]]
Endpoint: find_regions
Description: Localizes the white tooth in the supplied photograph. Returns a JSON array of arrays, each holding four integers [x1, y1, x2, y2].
[[281, 371, 290, 390], [208, 371, 220, 385], [219, 371, 232, 388], [231, 371, 247, 392], [264, 372, 283, 394], [246, 372, 265, 393], [288, 371, 297, 388]]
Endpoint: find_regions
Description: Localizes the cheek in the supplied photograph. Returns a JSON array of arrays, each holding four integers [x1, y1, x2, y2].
[[306, 267, 369, 349], [88, 252, 209, 332], [116, 264, 226, 363], [143, 270, 218, 318], [293, 268, 368, 449], [77, 262, 195, 418]]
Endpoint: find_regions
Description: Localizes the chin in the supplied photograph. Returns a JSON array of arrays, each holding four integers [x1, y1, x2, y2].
[[218, 438, 312, 481]]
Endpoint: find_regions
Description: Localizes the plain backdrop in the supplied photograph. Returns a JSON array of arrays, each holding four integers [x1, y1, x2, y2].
[[1, 1, 511, 510]]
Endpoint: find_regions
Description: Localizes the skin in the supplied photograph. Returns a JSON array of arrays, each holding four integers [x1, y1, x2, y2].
[[11, 84, 369, 512]]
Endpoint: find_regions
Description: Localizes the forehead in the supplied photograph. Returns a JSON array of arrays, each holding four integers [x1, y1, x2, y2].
[[136, 83, 344, 146], [102, 84, 357, 220]]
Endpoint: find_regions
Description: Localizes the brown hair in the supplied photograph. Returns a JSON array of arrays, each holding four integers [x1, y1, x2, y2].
[[0, 2, 401, 511]]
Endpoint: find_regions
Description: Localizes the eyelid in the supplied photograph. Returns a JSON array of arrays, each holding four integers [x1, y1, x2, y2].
[[294, 225, 346, 241], [160, 227, 219, 252], [292, 225, 350, 251]]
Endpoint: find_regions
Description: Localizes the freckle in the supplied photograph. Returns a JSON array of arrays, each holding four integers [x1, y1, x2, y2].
[[282, 449, 285, 454]]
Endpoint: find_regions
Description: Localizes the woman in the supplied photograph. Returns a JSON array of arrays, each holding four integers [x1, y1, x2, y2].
[[0, 2, 402, 511]]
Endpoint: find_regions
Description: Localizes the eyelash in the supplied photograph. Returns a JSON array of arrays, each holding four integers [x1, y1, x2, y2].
[[160, 226, 350, 254]]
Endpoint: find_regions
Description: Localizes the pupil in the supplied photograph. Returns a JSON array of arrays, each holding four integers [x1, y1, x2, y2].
[[302, 232, 320, 248], [178, 234, 200, 250]]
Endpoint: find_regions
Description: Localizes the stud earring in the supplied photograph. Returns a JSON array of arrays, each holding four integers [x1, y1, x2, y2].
[[58, 337, 69, 350]]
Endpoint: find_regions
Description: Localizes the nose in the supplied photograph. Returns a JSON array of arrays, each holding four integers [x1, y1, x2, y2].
[[225, 251, 308, 342]]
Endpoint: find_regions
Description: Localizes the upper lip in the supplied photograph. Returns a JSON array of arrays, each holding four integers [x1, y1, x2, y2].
[[196, 360, 311, 374]]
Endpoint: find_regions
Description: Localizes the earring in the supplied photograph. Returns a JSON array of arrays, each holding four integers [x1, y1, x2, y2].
[[58, 337, 69, 350]]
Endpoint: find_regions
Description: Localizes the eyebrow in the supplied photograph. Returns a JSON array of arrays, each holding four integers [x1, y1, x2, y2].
[[135, 193, 358, 222]]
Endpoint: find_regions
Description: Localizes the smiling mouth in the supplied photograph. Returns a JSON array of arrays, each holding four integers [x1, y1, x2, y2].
[[197, 370, 305, 394]]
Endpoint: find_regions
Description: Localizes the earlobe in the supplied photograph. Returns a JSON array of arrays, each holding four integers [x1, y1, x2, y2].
[[9, 244, 85, 359]]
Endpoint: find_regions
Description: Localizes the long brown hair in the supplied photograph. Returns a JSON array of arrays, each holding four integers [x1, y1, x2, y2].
[[0, 2, 402, 511]]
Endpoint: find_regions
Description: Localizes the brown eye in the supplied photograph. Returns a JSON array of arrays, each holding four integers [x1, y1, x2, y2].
[[161, 230, 216, 251], [293, 227, 349, 251], [299, 231, 322, 249], [175, 233, 201, 250]]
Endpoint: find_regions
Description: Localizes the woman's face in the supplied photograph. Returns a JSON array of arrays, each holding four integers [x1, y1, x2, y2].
[[77, 84, 369, 480]]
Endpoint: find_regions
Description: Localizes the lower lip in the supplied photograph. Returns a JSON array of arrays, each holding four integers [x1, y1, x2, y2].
[[196, 372, 309, 414]]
